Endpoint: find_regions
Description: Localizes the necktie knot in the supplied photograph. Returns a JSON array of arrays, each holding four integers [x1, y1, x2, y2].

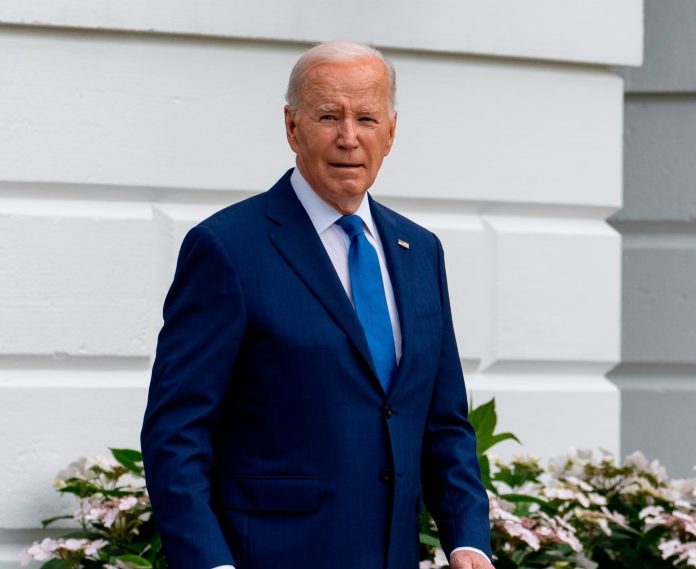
[[336, 215, 365, 240]]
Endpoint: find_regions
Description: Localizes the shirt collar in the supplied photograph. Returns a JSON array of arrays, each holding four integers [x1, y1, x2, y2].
[[290, 167, 377, 238]]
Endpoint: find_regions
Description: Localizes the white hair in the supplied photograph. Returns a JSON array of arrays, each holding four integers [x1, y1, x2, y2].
[[286, 41, 396, 113]]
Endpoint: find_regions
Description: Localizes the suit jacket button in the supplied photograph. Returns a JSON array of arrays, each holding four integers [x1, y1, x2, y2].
[[383, 405, 394, 418], [380, 469, 394, 482]]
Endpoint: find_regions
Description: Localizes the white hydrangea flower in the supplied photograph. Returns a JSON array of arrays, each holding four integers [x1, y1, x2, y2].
[[85, 539, 108, 556], [625, 451, 649, 470], [85, 455, 119, 473], [56, 457, 95, 484], [20, 538, 59, 564]]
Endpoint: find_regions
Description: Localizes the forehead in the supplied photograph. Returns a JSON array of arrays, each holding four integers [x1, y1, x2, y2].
[[299, 58, 390, 108]]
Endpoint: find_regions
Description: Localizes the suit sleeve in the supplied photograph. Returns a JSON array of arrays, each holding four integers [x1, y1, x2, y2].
[[141, 224, 245, 569], [421, 235, 492, 559]]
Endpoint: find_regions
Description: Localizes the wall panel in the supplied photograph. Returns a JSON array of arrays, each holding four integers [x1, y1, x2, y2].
[[0, 0, 643, 65], [0, 30, 624, 207], [0, 200, 154, 356], [486, 217, 620, 366]]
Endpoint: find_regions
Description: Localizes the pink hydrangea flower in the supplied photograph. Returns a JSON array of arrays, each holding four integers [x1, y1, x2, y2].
[[20, 537, 107, 566]]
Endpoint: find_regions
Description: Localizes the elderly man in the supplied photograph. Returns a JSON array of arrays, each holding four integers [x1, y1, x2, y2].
[[141, 42, 493, 569]]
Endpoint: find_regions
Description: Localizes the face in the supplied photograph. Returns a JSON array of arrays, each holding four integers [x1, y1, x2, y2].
[[284, 57, 397, 214]]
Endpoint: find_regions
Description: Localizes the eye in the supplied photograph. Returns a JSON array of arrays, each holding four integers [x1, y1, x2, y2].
[[359, 116, 377, 124], [320, 114, 338, 121]]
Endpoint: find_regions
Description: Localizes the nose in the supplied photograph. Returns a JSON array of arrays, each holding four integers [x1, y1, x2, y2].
[[336, 118, 359, 149]]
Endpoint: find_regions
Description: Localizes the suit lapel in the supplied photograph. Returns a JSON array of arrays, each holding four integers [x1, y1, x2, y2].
[[265, 173, 381, 388], [370, 198, 416, 396]]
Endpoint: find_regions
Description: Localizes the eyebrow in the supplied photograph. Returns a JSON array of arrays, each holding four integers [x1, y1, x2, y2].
[[314, 106, 379, 114]]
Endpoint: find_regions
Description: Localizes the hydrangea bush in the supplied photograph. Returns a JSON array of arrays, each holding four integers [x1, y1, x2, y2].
[[22, 401, 696, 569], [21, 449, 164, 569], [419, 400, 696, 569]]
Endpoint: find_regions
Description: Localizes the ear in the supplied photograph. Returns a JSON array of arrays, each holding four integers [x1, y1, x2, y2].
[[284, 105, 299, 153], [384, 111, 397, 156]]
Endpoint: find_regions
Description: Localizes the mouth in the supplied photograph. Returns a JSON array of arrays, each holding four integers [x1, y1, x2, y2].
[[329, 162, 363, 169]]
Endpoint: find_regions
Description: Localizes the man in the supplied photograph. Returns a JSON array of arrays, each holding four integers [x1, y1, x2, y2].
[[141, 42, 493, 569]]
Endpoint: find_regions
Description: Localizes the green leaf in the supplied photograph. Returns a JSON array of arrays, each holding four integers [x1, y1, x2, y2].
[[100, 487, 143, 498], [418, 509, 432, 533], [147, 534, 162, 559], [56, 479, 102, 498], [469, 398, 497, 442], [110, 448, 144, 475], [419, 532, 440, 547], [493, 461, 543, 489], [469, 398, 522, 457], [110, 554, 153, 569], [510, 548, 528, 564], [479, 454, 494, 491], [476, 431, 521, 455], [499, 493, 556, 515], [40, 514, 74, 528], [40, 560, 72, 569], [637, 524, 668, 548]]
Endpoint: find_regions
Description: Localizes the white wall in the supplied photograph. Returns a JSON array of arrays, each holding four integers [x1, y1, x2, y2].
[[0, 2, 643, 565]]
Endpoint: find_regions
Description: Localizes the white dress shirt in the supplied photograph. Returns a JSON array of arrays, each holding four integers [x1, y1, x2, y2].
[[290, 168, 402, 362], [210, 169, 487, 569]]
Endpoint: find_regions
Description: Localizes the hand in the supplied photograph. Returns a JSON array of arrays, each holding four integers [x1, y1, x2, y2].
[[449, 549, 495, 569]]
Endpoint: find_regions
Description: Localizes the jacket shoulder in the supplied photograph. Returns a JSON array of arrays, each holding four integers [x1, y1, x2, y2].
[[196, 169, 293, 239], [198, 192, 269, 237], [370, 198, 440, 248]]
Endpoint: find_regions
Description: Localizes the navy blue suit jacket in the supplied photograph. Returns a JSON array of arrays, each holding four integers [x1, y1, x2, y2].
[[141, 170, 491, 569]]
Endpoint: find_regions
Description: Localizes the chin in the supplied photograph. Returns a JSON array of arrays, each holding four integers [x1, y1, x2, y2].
[[336, 185, 369, 201], [324, 175, 361, 192]]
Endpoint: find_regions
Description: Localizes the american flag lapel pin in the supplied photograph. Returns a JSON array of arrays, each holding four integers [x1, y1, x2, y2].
[[397, 239, 410, 250]]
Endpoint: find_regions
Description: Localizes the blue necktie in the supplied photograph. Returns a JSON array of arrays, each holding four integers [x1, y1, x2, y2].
[[336, 215, 396, 391]]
